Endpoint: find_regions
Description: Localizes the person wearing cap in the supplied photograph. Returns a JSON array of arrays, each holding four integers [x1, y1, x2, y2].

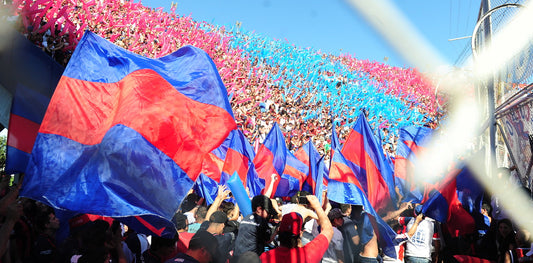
[[259, 194, 333, 263], [233, 195, 279, 258], [323, 208, 345, 263], [165, 230, 219, 263], [206, 211, 235, 263]]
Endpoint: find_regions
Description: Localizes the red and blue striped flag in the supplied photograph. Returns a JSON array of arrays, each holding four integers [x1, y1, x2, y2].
[[0, 30, 63, 174], [395, 126, 433, 192], [295, 141, 328, 202], [221, 129, 264, 197], [277, 151, 308, 197], [421, 161, 484, 237], [342, 113, 396, 213], [253, 123, 288, 197], [328, 143, 398, 258], [20, 31, 236, 237]]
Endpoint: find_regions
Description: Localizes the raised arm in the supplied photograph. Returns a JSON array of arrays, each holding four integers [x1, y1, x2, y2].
[[407, 213, 424, 238], [306, 195, 333, 242], [263, 174, 277, 198], [205, 185, 231, 221]]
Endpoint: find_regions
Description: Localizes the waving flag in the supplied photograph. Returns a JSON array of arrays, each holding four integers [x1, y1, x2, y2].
[[330, 122, 341, 161], [20, 31, 236, 237], [193, 131, 233, 204], [395, 126, 433, 191], [221, 129, 264, 197], [200, 134, 231, 184], [193, 174, 220, 205], [421, 163, 484, 237], [276, 152, 308, 197], [295, 141, 327, 202], [253, 123, 288, 197], [342, 113, 396, 212], [0, 30, 63, 173], [328, 145, 397, 258]]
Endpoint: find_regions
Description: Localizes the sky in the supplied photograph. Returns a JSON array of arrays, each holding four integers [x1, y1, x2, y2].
[[143, 0, 480, 69]]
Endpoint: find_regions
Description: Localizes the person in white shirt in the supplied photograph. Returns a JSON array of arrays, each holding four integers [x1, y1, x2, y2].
[[382, 213, 424, 263], [402, 206, 439, 263]]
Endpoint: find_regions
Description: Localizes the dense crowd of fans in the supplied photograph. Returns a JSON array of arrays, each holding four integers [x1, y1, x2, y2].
[[5, 0, 445, 157], [1, 1, 532, 263], [0, 168, 532, 263]]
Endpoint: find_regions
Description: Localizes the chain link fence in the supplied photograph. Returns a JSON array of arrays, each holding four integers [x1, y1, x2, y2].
[[473, 0, 533, 186]]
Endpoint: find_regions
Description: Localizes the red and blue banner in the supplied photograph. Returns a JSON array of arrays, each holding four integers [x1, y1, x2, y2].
[[328, 143, 397, 258], [0, 30, 64, 174], [20, 31, 236, 237], [421, 163, 484, 237], [221, 129, 264, 197], [342, 113, 396, 213], [276, 151, 308, 197], [193, 132, 231, 204], [253, 123, 288, 197], [295, 141, 328, 202], [395, 125, 433, 194]]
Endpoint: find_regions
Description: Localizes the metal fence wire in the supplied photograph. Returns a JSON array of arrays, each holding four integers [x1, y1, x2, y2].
[[474, 0, 533, 186]]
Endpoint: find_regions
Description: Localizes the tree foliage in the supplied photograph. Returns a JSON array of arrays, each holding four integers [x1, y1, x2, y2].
[[0, 134, 6, 172]]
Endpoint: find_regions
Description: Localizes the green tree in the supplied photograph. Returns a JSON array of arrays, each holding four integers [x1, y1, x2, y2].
[[0, 134, 5, 172]]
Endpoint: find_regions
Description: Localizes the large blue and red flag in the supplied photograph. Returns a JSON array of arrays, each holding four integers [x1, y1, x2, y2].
[[421, 163, 484, 237], [193, 133, 231, 204], [276, 151, 308, 197], [0, 30, 63, 173], [295, 141, 328, 202], [221, 129, 264, 197], [395, 126, 433, 192], [253, 123, 288, 197], [20, 31, 236, 237], [328, 144, 397, 258], [342, 113, 397, 213]]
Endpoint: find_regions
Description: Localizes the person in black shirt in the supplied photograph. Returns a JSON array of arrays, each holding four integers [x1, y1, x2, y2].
[[233, 195, 278, 258]]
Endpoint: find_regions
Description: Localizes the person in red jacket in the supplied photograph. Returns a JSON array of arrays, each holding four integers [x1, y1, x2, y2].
[[259, 195, 333, 263]]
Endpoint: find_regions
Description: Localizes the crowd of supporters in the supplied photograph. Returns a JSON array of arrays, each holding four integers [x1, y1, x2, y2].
[[1, 168, 532, 263], [4, 0, 445, 157], [7, 1, 517, 262]]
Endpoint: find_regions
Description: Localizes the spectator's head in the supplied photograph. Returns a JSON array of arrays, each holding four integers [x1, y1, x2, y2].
[[292, 190, 311, 206], [278, 212, 303, 248], [328, 208, 344, 227], [207, 211, 227, 235], [194, 206, 208, 223], [150, 234, 178, 259], [339, 203, 351, 216], [481, 202, 492, 217], [172, 212, 188, 232], [181, 193, 200, 213], [187, 230, 218, 263], [498, 218, 515, 239], [221, 201, 236, 219], [80, 219, 111, 251], [35, 207, 60, 234], [251, 195, 278, 219]]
